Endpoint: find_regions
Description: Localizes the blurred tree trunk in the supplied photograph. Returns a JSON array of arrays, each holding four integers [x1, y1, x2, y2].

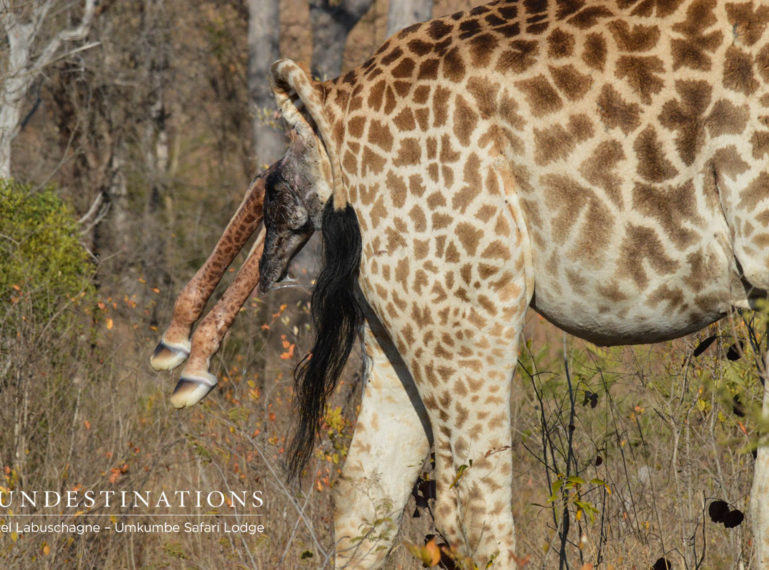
[[309, 0, 375, 80], [0, 0, 97, 178], [386, 0, 432, 37], [140, 0, 173, 320], [247, 0, 284, 166]]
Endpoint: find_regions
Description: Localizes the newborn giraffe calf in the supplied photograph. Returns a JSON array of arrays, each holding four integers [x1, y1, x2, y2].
[[154, 0, 769, 567]]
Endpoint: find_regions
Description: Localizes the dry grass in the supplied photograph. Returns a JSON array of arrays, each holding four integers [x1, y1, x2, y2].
[[0, 275, 763, 569]]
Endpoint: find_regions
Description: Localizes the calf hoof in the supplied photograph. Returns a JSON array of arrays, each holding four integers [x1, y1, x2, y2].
[[169, 370, 217, 409], [150, 338, 191, 371]]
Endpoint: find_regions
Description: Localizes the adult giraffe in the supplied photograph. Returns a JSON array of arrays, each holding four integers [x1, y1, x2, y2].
[[155, 0, 769, 567]]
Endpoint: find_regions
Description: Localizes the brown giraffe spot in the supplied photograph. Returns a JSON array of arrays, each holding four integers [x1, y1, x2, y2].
[[427, 19, 453, 40], [712, 145, 750, 179], [516, 75, 563, 116], [547, 28, 575, 58], [414, 108, 430, 130], [596, 84, 641, 134], [648, 284, 685, 308], [582, 32, 607, 71], [368, 119, 394, 152], [499, 90, 525, 130], [496, 40, 540, 74], [393, 138, 422, 166], [527, 16, 550, 35], [393, 107, 416, 131], [609, 20, 660, 51], [615, 55, 665, 103], [469, 34, 500, 67], [658, 79, 712, 166], [485, 12, 506, 27], [413, 268, 429, 295], [568, 5, 615, 28], [384, 226, 406, 253], [549, 64, 593, 100], [433, 86, 451, 127], [414, 239, 430, 260], [367, 80, 386, 111], [534, 124, 577, 165], [370, 195, 388, 229], [618, 224, 679, 288], [409, 204, 428, 232], [348, 116, 366, 138], [432, 212, 453, 229], [751, 130, 769, 159], [494, 213, 511, 238], [391, 57, 415, 79], [342, 150, 358, 176], [467, 77, 499, 120], [442, 166, 455, 187], [409, 173, 427, 197], [458, 18, 482, 39], [453, 95, 479, 146], [757, 45, 769, 84], [463, 154, 482, 188], [443, 47, 466, 82], [706, 100, 749, 137], [456, 223, 484, 256], [597, 281, 629, 302], [480, 240, 510, 261], [445, 241, 461, 263], [427, 163, 439, 182], [387, 171, 407, 208], [412, 84, 431, 104], [627, 0, 682, 18], [579, 140, 626, 207], [542, 174, 593, 244], [738, 172, 769, 210], [394, 80, 412, 97], [726, 2, 769, 46], [633, 181, 701, 247], [440, 134, 461, 162], [380, 46, 403, 66], [498, 2, 518, 19], [417, 58, 440, 80], [634, 126, 678, 182], [495, 22, 522, 38], [556, 0, 586, 19], [723, 46, 759, 95], [406, 38, 433, 56], [452, 185, 479, 214], [361, 146, 387, 176], [383, 84, 398, 114], [394, 257, 410, 290], [573, 197, 614, 268]]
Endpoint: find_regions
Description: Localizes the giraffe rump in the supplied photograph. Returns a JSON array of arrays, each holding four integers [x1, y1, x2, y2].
[[287, 202, 363, 480]]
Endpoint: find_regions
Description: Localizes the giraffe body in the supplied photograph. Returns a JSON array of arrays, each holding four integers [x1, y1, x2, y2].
[[258, 0, 769, 567]]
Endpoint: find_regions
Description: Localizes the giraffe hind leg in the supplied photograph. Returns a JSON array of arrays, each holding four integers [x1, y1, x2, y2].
[[334, 314, 431, 568], [150, 170, 269, 372]]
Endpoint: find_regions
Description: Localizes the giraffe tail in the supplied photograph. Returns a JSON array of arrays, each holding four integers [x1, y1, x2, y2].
[[286, 201, 363, 480]]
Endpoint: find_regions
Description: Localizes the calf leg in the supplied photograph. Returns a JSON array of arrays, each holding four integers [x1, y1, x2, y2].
[[170, 229, 265, 408], [151, 170, 269, 371]]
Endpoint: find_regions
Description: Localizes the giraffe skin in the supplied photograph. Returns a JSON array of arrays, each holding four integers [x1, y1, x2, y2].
[[256, 0, 769, 567]]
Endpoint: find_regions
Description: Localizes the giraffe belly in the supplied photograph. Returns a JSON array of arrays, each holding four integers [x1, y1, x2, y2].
[[528, 238, 748, 346]]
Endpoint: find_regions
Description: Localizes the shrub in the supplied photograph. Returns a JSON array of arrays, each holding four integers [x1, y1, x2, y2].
[[0, 179, 93, 322]]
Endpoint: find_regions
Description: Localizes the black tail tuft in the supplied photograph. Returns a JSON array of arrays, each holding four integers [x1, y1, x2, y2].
[[287, 202, 362, 480]]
